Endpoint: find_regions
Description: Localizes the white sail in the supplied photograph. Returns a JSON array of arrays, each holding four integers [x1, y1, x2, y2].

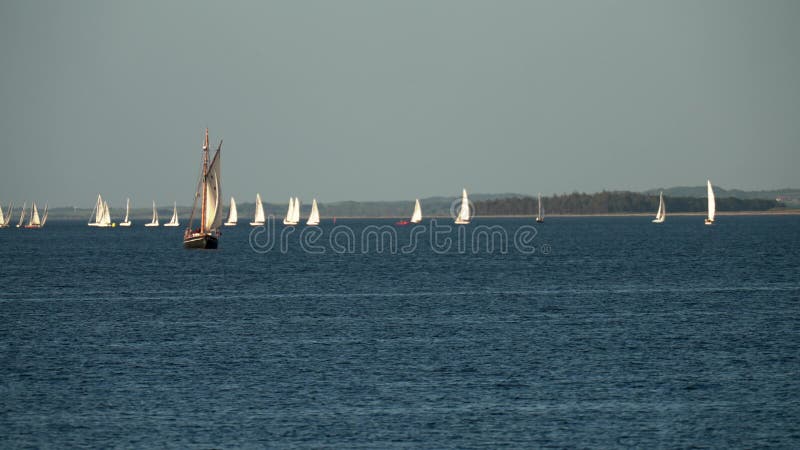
[[536, 193, 544, 222], [706, 180, 716, 224], [455, 189, 470, 224], [224, 196, 238, 225], [283, 197, 296, 225], [306, 198, 320, 225], [40, 203, 48, 226], [653, 191, 665, 223], [203, 147, 222, 231], [120, 198, 131, 226], [145, 201, 159, 227], [292, 197, 301, 223], [251, 193, 265, 225], [0, 201, 13, 227], [29, 202, 41, 226], [0, 202, 5, 226], [165, 202, 180, 226], [17, 202, 26, 227], [101, 201, 111, 226], [410, 199, 422, 223]]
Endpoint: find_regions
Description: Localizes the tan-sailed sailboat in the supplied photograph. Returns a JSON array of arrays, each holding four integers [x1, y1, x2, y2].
[[184, 128, 222, 249]]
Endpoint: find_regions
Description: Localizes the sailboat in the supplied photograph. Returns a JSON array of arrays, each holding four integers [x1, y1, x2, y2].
[[454, 189, 471, 224], [652, 191, 666, 223], [183, 128, 222, 249], [88, 194, 113, 227], [0, 201, 12, 228], [283, 197, 299, 225], [536, 193, 544, 223], [250, 193, 266, 226], [145, 201, 159, 227], [164, 202, 180, 227], [24, 202, 47, 229], [16, 201, 26, 228], [705, 180, 715, 225], [224, 197, 238, 226], [410, 199, 422, 223], [306, 198, 320, 226], [119, 198, 132, 227]]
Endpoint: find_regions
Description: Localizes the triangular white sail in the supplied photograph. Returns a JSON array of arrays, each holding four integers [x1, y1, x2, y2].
[[0, 202, 5, 226], [224, 196, 238, 226], [410, 199, 422, 223], [101, 201, 111, 226], [29, 203, 41, 226], [455, 189, 470, 224], [705, 180, 716, 225], [40, 203, 48, 227], [165, 202, 180, 226], [0, 201, 13, 227], [536, 193, 544, 222], [653, 191, 665, 223], [251, 193, 265, 226], [120, 198, 131, 226], [145, 201, 159, 227], [283, 197, 299, 225], [306, 198, 320, 225], [88, 194, 113, 227], [16, 202, 26, 227], [203, 147, 222, 231]]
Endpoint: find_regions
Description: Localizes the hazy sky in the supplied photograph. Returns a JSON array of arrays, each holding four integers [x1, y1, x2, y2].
[[1, 0, 798, 207]]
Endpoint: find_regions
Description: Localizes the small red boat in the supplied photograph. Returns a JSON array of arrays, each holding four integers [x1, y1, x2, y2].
[[395, 220, 410, 226]]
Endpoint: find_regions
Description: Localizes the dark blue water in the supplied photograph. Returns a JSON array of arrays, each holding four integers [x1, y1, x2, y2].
[[2, 216, 799, 448]]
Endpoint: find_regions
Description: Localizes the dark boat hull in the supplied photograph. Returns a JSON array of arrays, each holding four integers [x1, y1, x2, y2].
[[183, 233, 219, 249]]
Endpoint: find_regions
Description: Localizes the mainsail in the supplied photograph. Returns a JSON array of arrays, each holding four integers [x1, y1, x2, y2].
[[307, 199, 320, 225], [225, 197, 238, 225], [706, 180, 716, 223], [410, 199, 422, 223], [653, 191, 665, 223], [29, 203, 41, 226], [292, 197, 301, 223], [455, 189, 470, 224], [203, 146, 222, 231]]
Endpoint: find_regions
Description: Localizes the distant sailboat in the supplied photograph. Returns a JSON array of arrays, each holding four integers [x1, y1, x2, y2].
[[250, 193, 265, 226], [410, 198, 422, 224], [705, 180, 715, 225], [0, 201, 12, 228], [16, 201, 26, 228], [536, 193, 544, 223], [119, 198, 132, 227], [454, 189, 471, 224], [145, 201, 159, 227], [164, 202, 180, 227], [652, 191, 666, 224], [24, 202, 46, 229], [306, 198, 320, 226], [283, 197, 299, 225], [183, 128, 222, 249], [224, 196, 238, 226], [88, 194, 113, 227]]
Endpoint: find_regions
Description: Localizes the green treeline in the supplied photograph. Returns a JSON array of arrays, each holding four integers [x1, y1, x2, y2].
[[474, 191, 782, 216]]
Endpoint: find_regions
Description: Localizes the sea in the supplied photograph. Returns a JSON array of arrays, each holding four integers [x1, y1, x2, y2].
[[1, 215, 799, 448]]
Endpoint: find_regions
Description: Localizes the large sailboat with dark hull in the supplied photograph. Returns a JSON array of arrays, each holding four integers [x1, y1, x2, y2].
[[184, 128, 222, 249]]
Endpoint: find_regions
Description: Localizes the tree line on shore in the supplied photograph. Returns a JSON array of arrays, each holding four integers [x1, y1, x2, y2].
[[474, 191, 782, 216]]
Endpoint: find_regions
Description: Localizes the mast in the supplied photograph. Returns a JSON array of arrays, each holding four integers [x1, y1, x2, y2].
[[201, 128, 209, 233]]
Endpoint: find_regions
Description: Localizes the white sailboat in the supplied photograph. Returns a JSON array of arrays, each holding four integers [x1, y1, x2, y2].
[[705, 180, 716, 225], [536, 193, 544, 223], [250, 193, 265, 226], [454, 189, 471, 224], [88, 194, 113, 227], [652, 191, 666, 223], [119, 198, 132, 227], [283, 197, 299, 225], [410, 198, 422, 224], [16, 201, 26, 228], [224, 196, 238, 226], [164, 202, 180, 227], [145, 201, 159, 227], [306, 198, 320, 226], [0, 201, 12, 228], [24, 202, 46, 229]]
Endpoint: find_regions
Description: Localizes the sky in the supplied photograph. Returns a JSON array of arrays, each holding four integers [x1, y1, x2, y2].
[[1, 0, 798, 207]]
